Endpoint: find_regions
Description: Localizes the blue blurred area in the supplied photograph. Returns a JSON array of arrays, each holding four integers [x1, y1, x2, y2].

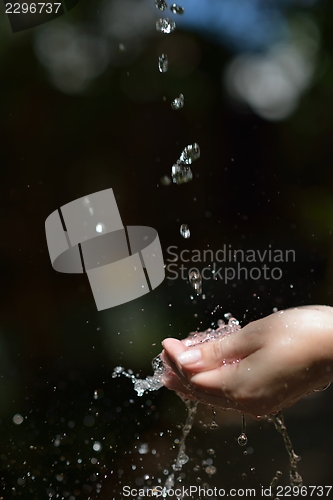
[[167, 0, 319, 51]]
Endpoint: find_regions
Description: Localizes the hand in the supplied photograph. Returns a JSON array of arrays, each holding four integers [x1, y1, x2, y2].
[[161, 306, 333, 417]]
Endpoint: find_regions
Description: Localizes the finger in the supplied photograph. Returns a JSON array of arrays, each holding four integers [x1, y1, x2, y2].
[[161, 343, 196, 392], [162, 322, 263, 374], [162, 348, 255, 413], [162, 371, 186, 391], [162, 368, 241, 411]]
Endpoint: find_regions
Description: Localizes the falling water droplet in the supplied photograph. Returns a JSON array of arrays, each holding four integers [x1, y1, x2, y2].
[[180, 224, 190, 239], [138, 443, 149, 455], [189, 270, 202, 295], [237, 433, 248, 446], [158, 54, 169, 73], [205, 465, 217, 476], [171, 163, 193, 184], [171, 94, 184, 110], [170, 3, 184, 14], [238, 414, 248, 446], [93, 389, 104, 400], [179, 143, 200, 165], [156, 18, 176, 34], [155, 0, 168, 10], [93, 441, 102, 452]]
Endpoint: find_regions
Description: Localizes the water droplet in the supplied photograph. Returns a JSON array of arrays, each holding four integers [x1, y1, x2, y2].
[[138, 443, 149, 454], [93, 441, 102, 452], [172, 451, 189, 470], [171, 93, 184, 110], [156, 18, 176, 34], [205, 465, 217, 476], [270, 470, 282, 488], [155, 0, 168, 10], [189, 270, 202, 295], [54, 437, 61, 447], [237, 433, 248, 446], [171, 163, 193, 184], [160, 175, 171, 186], [170, 3, 184, 14], [93, 389, 104, 400], [13, 414, 24, 425], [207, 448, 215, 455], [180, 224, 190, 239], [158, 54, 169, 73], [179, 143, 200, 165]]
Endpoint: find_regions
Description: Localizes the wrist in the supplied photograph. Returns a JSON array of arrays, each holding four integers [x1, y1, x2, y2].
[[308, 308, 333, 387]]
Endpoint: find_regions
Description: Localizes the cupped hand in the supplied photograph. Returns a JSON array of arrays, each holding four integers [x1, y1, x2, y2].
[[161, 306, 333, 417]]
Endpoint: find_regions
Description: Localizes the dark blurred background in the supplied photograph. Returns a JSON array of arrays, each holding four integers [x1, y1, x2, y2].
[[1, 0, 333, 498]]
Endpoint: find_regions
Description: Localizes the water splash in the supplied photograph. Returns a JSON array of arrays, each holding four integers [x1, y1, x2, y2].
[[112, 317, 302, 492], [171, 162, 193, 184], [112, 316, 241, 395], [171, 143, 200, 184], [112, 358, 164, 396], [172, 399, 198, 472], [156, 18, 176, 34], [179, 143, 200, 164], [269, 412, 302, 487], [184, 315, 241, 347]]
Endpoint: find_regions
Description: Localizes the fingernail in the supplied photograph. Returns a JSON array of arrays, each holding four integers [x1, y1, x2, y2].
[[177, 349, 201, 366]]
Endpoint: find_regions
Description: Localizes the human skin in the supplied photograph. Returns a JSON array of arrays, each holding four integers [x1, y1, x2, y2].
[[161, 306, 333, 417]]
